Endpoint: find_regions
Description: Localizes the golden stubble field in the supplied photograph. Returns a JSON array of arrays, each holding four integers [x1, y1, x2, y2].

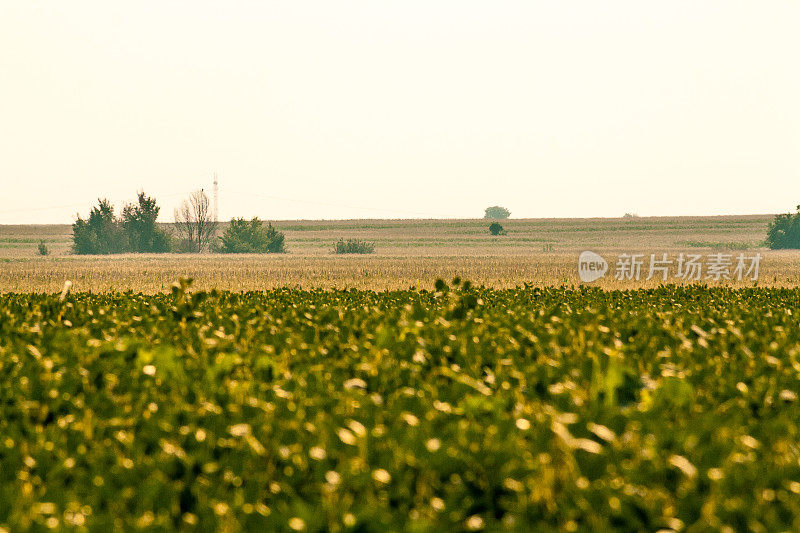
[[2, 214, 799, 292]]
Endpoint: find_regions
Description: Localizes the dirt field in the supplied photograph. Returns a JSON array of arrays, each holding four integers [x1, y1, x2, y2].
[[1, 214, 798, 292]]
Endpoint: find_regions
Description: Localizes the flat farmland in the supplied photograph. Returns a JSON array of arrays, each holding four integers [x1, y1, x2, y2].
[[2, 214, 800, 292]]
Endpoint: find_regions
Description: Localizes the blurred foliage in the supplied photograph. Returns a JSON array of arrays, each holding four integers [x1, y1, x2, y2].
[[1, 281, 800, 530]]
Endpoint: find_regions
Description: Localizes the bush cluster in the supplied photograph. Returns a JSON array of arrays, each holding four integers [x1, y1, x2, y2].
[[72, 194, 170, 254], [332, 238, 375, 254], [216, 218, 286, 253]]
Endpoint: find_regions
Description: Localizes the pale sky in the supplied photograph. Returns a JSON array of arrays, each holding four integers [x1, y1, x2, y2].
[[1, 1, 798, 224]]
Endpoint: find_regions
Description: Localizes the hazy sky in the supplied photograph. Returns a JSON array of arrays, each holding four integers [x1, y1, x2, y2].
[[1, 1, 798, 224]]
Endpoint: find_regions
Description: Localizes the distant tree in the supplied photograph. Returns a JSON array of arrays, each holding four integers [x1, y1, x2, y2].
[[174, 190, 217, 253], [37, 240, 49, 256], [766, 206, 800, 249], [217, 218, 286, 253], [122, 191, 171, 253], [72, 199, 126, 254], [484, 206, 510, 219], [489, 222, 506, 236], [623, 212, 639, 218]]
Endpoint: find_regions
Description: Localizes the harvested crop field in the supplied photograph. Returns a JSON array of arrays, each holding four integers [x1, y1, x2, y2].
[[3, 215, 800, 292]]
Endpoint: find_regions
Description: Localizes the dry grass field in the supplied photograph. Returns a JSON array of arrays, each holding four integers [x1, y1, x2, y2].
[[2, 214, 799, 292]]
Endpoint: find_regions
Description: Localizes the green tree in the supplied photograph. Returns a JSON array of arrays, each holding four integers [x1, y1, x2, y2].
[[121, 192, 171, 253], [72, 199, 126, 254], [217, 217, 286, 253], [766, 206, 800, 249], [484, 206, 510, 219]]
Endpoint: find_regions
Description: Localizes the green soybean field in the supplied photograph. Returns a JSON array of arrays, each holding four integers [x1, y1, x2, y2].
[[2, 279, 800, 531]]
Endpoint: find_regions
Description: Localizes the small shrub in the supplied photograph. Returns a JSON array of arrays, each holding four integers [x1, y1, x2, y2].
[[766, 207, 800, 249], [484, 206, 510, 219], [37, 241, 49, 256], [333, 238, 375, 254], [217, 218, 286, 253], [489, 222, 506, 236]]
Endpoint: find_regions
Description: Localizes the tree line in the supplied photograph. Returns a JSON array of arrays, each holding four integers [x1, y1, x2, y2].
[[72, 190, 285, 254]]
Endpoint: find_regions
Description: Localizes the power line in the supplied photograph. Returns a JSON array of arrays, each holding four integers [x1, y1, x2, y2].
[[0, 187, 458, 220], [0, 202, 90, 215], [0, 190, 194, 217], [226, 190, 455, 219]]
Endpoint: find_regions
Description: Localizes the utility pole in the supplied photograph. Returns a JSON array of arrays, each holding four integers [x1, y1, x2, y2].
[[212, 172, 219, 223]]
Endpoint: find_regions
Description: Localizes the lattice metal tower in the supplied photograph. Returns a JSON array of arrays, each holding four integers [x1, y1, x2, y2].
[[212, 172, 219, 223]]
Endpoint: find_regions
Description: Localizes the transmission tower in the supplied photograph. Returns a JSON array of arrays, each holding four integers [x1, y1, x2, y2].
[[212, 172, 219, 223]]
